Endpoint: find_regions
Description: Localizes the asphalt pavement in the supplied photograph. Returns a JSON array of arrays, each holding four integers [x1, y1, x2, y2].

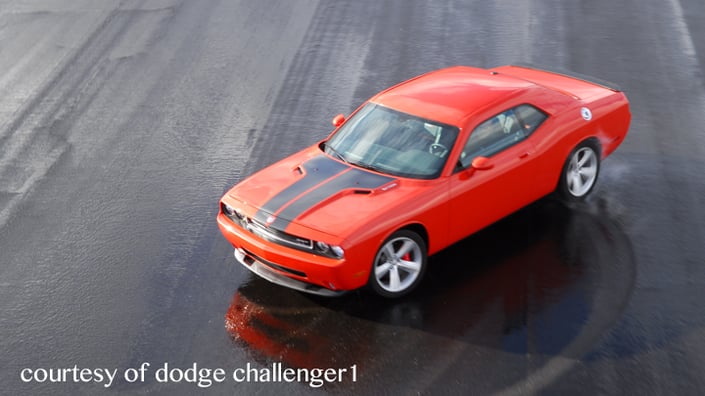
[[1, 0, 704, 394]]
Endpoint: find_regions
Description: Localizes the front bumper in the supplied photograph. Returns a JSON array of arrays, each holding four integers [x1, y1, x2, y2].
[[217, 212, 364, 294], [233, 248, 345, 297]]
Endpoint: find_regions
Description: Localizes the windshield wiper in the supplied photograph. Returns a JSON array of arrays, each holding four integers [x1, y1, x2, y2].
[[352, 161, 388, 174], [324, 143, 349, 164]]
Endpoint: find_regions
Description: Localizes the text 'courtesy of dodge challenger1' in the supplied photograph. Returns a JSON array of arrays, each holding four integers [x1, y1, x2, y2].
[[217, 64, 631, 298]]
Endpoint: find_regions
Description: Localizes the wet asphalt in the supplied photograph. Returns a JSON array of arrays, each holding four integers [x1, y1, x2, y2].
[[1, 0, 705, 395]]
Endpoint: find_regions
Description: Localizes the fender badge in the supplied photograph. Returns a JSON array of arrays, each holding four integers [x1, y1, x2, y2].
[[581, 107, 592, 121], [265, 215, 276, 226], [380, 182, 398, 191]]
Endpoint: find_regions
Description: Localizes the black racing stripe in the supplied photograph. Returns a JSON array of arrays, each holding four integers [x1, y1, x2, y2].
[[270, 168, 395, 230], [254, 155, 348, 223]]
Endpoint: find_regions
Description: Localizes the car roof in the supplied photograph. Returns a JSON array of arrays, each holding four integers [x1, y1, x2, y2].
[[370, 66, 536, 126]]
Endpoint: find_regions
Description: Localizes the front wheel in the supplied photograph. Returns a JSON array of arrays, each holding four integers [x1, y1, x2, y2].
[[368, 230, 427, 298], [557, 141, 600, 201]]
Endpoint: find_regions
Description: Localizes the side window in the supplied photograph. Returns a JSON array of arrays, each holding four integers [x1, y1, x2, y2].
[[514, 104, 547, 135], [457, 104, 547, 169]]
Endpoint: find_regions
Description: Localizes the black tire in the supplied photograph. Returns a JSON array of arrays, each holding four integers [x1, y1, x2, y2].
[[557, 141, 601, 202], [368, 230, 427, 298]]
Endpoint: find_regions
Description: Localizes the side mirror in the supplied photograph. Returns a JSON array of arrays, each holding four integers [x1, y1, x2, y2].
[[332, 114, 346, 127], [471, 156, 494, 170]]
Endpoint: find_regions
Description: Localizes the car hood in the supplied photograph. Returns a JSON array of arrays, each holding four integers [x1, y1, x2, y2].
[[227, 148, 407, 240]]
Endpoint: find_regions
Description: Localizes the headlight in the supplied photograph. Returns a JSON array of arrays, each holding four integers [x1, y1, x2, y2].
[[222, 203, 245, 221], [313, 241, 344, 259], [315, 241, 330, 253], [223, 203, 236, 216], [330, 245, 344, 259]]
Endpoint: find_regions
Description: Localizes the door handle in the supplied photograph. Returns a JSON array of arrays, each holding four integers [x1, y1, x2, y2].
[[519, 152, 531, 159]]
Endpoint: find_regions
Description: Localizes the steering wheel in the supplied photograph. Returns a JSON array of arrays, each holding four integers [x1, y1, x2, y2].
[[429, 143, 448, 157]]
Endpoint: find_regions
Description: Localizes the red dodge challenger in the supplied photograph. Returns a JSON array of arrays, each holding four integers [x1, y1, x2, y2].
[[217, 65, 631, 298]]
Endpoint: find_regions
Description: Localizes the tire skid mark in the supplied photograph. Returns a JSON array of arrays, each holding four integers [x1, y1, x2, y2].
[[241, 1, 375, 176], [0, 2, 178, 230], [666, 0, 705, 98]]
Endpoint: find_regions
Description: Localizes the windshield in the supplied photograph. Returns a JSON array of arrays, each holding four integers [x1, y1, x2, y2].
[[324, 104, 459, 179]]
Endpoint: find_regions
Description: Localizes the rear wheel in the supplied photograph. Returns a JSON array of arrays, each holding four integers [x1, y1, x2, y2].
[[558, 141, 600, 201], [368, 230, 427, 298]]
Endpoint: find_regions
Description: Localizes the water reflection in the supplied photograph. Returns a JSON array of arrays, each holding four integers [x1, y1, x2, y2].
[[225, 199, 635, 390]]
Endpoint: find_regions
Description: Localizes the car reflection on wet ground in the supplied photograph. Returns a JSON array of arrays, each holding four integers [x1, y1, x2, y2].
[[225, 198, 636, 394]]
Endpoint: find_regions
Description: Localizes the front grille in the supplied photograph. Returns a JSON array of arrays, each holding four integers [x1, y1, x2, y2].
[[222, 203, 313, 252], [246, 218, 313, 250]]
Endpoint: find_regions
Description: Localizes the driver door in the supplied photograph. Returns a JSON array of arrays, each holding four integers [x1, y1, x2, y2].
[[447, 106, 546, 242]]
